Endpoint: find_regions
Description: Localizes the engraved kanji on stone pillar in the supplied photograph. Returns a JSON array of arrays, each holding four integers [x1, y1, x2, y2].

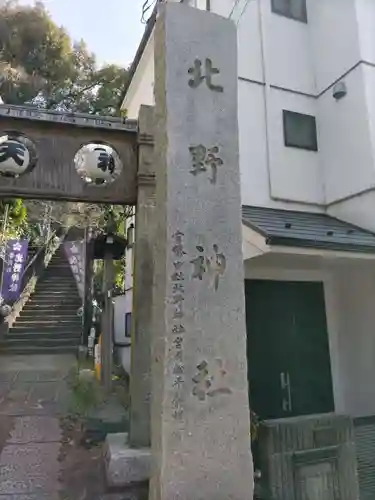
[[152, 4, 253, 500]]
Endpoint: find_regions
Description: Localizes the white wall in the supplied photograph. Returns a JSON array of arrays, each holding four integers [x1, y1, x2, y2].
[[237, 0, 263, 83], [262, 0, 315, 95], [113, 231, 134, 375], [123, 33, 155, 119], [267, 89, 323, 204], [308, 0, 360, 93], [122, 0, 375, 218], [334, 267, 375, 417], [318, 65, 375, 204], [113, 295, 130, 345], [356, 0, 375, 63], [240, 83, 324, 206], [328, 192, 375, 233]]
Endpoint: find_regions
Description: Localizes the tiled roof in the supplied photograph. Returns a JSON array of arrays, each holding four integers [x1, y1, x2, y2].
[[242, 205, 375, 253]]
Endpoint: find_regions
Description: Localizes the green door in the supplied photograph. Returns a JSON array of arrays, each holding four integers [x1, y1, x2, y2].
[[245, 280, 334, 421]]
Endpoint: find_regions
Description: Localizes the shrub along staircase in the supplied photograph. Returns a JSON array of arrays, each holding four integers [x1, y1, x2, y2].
[[1, 246, 82, 354]]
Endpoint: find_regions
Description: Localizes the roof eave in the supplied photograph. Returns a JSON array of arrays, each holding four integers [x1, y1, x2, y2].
[[266, 235, 375, 255]]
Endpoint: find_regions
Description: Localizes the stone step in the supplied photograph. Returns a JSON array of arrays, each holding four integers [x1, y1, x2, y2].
[[33, 285, 77, 288], [25, 306, 81, 311], [32, 286, 78, 291], [20, 307, 78, 319], [6, 331, 81, 341], [0, 335, 81, 346], [30, 294, 80, 300], [10, 325, 82, 334], [38, 278, 74, 282], [14, 318, 81, 324], [31, 294, 79, 300], [40, 274, 73, 277], [35, 284, 77, 288], [10, 324, 82, 332], [0, 344, 79, 355], [24, 306, 81, 312], [34, 285, 77, 289], [35, 285, 77, 290], [27, 297, 80, 303], [18, 313, 79, 319]]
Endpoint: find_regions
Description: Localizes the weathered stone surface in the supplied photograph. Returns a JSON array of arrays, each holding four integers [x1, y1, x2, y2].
[[0, 442, 60, 495], [0, 354, 74, 498], [28, 382, 60, 404], [8, 416, 61, 444], [99, 490, 148, 500], [104, 433, 151, 487], [129, 105, 155, 449], [151, 4, 253, 500], [0, 494, 58, 500], [0, 373, 18, 384]]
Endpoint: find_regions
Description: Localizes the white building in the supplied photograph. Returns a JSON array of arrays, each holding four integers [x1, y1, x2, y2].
[[121, 1, 375, 492]]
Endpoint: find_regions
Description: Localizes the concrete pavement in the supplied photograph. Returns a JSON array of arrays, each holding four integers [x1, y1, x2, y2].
[[0, 354, 75, 499]]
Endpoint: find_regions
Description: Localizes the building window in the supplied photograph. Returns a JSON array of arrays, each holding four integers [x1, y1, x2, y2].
[[125, 312, 132, 338], [283, 110, 318, 151], [271, 0, 307, 23]]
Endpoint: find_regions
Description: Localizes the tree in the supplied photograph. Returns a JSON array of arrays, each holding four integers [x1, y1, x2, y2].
[[0, 0, 128, 114], [0, 1, 130, 246], [0, 198, 27, 243]]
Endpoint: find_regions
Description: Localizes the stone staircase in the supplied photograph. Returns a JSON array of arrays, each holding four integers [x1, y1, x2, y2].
[[1, 246, 83, 354]]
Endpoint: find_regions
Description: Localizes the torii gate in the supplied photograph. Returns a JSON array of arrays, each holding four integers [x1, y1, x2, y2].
[[0, 101, 155, 444], [0, 104, 140, 203]]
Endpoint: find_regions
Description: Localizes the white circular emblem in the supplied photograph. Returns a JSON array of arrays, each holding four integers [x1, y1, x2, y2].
[[74, 143, 123, 187], [0, 135, 31, 178]]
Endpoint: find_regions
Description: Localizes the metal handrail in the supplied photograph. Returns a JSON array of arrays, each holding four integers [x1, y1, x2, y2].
[[21, 231, 58, 277]]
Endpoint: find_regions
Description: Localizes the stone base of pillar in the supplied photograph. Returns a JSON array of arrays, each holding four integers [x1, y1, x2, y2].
[[104, 433, 151, 488]]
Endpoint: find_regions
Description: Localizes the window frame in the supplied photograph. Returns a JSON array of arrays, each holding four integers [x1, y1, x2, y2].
[[271, 0, 308, 23], [283, 110, 318, 152], [125, 312, 132, 338]]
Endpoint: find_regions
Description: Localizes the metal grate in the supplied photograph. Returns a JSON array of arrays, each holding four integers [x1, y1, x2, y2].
[[354, 417, 375, 500]]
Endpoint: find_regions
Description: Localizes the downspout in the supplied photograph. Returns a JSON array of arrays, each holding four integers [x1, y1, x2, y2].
[[256, 0, 273, 201]]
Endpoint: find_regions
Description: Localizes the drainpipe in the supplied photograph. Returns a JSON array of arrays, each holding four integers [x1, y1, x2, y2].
[[256, 0, 273, 200]]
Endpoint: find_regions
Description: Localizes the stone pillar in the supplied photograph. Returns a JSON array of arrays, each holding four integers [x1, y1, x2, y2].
[[104, 106, 154, 489], [151, 4, 253, 500], [129, 105, 155, 448]]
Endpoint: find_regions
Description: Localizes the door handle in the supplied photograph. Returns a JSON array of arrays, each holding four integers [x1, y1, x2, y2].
[[280, 372, 292, 413]]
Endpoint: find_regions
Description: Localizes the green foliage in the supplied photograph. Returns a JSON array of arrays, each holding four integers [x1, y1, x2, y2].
[[0, 199, 28, 239], [0, 0, 128, 114], [67, 365, 101, 418], [0, 1, 130, 248]]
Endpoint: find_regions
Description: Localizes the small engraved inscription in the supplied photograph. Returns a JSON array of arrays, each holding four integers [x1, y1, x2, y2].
[[170, 230, 187, 420]]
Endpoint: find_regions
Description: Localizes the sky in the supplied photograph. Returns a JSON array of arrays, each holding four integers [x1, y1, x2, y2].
[[20, 0, 148, 68]]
